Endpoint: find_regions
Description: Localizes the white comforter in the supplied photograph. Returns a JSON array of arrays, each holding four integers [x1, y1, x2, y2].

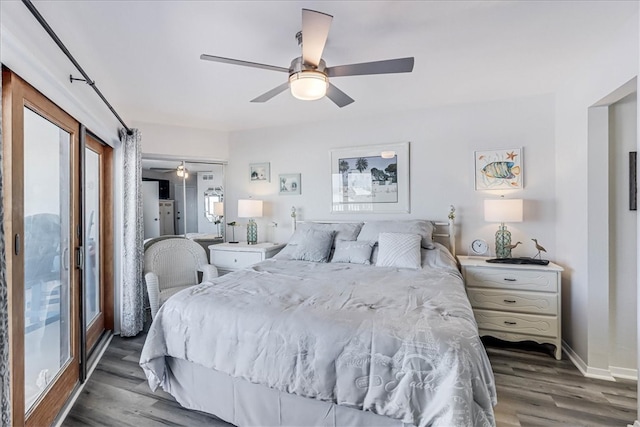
[[140, 245, 497, 427]]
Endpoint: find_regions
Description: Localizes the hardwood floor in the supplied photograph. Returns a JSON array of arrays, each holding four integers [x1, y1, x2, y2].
[[62, 334, 637, 427]]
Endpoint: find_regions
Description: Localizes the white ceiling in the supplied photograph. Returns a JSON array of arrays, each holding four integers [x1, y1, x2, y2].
[[6, 1, 639, 132]]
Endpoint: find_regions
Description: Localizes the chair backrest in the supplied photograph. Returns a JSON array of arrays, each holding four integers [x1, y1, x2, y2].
[[143, 238, 208, 292]]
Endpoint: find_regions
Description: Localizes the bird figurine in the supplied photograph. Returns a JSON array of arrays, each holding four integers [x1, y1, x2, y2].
[[506, 241, 522, 250], [532, 239, 547, 259]]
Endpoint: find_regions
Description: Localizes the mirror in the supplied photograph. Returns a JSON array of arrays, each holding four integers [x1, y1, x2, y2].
[[141, 157, 226, 241], [204, 186, 224, 222]]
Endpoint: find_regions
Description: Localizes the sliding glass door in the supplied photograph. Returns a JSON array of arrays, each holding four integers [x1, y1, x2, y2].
[[4, 69, 81, 426], [3, 68, 113, 426], [22, 106, 74, 413]]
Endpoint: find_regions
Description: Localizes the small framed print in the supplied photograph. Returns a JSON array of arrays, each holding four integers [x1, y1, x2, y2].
[[279, 173, 301, 195], [475, 148, 523, 190], [250, 162, 270, 182]]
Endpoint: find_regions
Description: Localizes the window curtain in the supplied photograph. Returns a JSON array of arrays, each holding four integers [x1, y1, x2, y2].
[[0, 70, 10, 425], [120, 128, 144, 337]]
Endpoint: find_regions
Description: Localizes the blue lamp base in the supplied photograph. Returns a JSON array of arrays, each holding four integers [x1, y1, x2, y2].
[[247, 219, 258, 245], [495, 224, 512, 258]]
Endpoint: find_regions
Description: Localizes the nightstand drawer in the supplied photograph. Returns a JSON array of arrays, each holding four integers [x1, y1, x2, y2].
[[467, 288, 558, 315], [465, 268, 558, 292], [210, 250, 262, 269], [474, 309, 558, 338]]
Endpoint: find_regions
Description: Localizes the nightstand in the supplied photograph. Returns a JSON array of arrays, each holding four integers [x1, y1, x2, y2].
[[209, 242, 286, 275], [458, 255, 564, 359]]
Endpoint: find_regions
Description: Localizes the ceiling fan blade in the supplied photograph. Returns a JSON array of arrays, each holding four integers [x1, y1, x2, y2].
[[326, 83, 354, 108], [301, 9, 333, 67], [327, 57, 414, 78], [250, 82, 290, 103], [200, 54, 289, 73]]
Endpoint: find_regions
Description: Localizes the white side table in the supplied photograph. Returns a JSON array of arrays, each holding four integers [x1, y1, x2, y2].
[[458, 255, 564, 359], [209, 242, 285, 275]]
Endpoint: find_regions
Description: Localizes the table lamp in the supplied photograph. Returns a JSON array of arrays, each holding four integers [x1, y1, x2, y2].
[[238, 199, 263, 245], [484, 198, 523, 258]]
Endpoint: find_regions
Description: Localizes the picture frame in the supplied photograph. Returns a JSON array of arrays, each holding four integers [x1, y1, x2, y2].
[[249, 162, 270, 182], [475, 148, 523, 190], [330, 142, 410, 213], [279, 173, 301, 195], [630, 151, 637, 211]]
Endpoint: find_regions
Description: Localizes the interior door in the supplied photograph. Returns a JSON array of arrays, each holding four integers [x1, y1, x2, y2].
[[142, 181, 160, 239], [4, 69, 81, 427]]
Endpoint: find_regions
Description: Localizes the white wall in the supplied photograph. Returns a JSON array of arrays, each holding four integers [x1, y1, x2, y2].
[[133, 120, 229, 161], [609, 92, 637, 376], [555, 15, 638, 373], [227, 95, 557, 254]]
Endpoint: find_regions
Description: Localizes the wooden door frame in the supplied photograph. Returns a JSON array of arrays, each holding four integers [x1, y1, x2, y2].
[[83, 131, 114, 356], [2, 68, 81, 427]]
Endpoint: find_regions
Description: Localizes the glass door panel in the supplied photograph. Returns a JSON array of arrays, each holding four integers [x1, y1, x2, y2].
[[84, 134, 109, 355], [84, 148, 100, 327], [22, 107, 71, 411]]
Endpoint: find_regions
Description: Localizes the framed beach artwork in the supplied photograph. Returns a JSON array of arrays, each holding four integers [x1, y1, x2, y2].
[[249, 162, 270, 182], [475, 148, 523, 190], [279, 173, 301, 195], [330, 142, 410, 213]]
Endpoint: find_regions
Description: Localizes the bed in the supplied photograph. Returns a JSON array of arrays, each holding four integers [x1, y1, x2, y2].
[[140, 215, 497, 427]]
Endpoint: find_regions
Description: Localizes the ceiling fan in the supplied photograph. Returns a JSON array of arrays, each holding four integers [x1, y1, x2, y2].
[[200, 9, 414, 108]]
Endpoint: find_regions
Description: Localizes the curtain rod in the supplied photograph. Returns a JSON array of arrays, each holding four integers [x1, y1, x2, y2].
[[21, 0, 133, 135]]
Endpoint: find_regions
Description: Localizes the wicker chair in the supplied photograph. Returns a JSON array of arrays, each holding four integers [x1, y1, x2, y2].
[[144, 238, 218, 319]]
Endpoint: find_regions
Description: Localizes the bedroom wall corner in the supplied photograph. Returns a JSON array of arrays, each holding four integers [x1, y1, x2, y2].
[[555, 11, 639, 373]]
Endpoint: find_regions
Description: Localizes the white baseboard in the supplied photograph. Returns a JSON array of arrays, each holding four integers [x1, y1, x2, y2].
[[562, 340, 616, 381], [610, 365, 638, 381]]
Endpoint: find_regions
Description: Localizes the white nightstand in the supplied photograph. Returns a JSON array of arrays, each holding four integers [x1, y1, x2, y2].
[[209, 242, 286, 275], [458, 255, 564, 360]]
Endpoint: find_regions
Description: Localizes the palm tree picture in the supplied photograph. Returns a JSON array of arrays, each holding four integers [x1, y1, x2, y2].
[[337, 154, 398, 203]]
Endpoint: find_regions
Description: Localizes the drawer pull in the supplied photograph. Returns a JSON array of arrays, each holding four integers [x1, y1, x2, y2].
[[503, 278, 517, 282], [503, 299, 517, 303], [234, 259, 237, 263], [504, 321, 517, 325]]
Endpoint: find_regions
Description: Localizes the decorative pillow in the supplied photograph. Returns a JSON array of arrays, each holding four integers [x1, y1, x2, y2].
[[357, 220, 435, 249], [330, 240, 374, 265], [273, 229, 335, 262], [296, 222, 363, 247], [375, 233, 422, 269]]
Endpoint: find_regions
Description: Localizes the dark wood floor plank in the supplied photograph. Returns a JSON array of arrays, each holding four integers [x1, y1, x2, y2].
[[63, 334, 638, 427]]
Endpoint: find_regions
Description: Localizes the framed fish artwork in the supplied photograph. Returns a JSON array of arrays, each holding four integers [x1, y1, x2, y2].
[[474, 148, 523, 190]]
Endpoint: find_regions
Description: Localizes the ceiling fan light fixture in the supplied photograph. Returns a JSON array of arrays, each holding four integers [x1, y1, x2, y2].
[[289, 70, 328, 101], [177, 165, 189, 179]]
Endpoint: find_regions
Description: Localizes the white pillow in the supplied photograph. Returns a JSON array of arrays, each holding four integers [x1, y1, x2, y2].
[[273, 229, 335, 262], [330, 240, 374, 265], [376, 233, 422, 269], [357, 220, 435, 249]]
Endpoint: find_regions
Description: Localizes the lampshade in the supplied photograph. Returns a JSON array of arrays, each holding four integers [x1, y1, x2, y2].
[[213, 201, 224, 216], [484, 199, 523, 223], [289, 71, 328, 101], [238, 199, 263, 218]]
